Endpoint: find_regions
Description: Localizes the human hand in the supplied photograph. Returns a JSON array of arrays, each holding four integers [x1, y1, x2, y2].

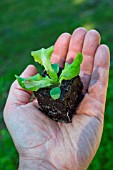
[[4, 27, 110, 170]]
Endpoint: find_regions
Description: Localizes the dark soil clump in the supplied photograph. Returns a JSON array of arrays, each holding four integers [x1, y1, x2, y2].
[[34, 68, 84, 123]]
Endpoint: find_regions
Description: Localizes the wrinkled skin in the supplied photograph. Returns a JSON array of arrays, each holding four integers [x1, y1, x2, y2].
[[4, 28, 110, 170]]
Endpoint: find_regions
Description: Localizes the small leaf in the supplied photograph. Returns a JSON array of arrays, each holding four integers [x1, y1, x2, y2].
[[59, 52, 83, 83], [15, 75, 27, 90], [15, 74, 54, 91], [31, 46, 58, 81], [50, 86, 61, 99], [51, 63, 59, 74]]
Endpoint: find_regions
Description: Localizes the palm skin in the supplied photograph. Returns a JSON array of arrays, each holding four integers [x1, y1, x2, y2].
[[4, 28, 110, 170]]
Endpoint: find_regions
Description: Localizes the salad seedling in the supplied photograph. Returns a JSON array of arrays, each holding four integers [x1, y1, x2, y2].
[[16, 46, 83, 100]]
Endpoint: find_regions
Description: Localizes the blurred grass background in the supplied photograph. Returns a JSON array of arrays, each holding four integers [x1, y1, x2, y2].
[[0, 0, 113, 169]]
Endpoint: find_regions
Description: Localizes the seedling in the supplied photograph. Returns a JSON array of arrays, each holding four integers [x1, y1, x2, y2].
[[16, 46, 83, 100]]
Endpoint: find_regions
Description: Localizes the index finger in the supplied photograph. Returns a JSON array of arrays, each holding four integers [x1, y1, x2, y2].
[[51, 33, 71, 67]]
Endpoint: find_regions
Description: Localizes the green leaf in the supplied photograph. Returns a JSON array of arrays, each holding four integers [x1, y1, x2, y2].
[[31, 46, 58, 81], [59, 52, 83, 83], [15, 74, 54, 91], [51, 63, 59, 74], [50, 86, 61, 99], [15, 75, 27, 90]]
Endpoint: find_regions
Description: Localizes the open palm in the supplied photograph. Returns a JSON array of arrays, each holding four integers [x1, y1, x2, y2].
[[4, 28, 110, 170]]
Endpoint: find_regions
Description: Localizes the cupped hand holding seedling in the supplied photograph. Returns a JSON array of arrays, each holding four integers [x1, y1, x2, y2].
[[4, 28, 110, 170]]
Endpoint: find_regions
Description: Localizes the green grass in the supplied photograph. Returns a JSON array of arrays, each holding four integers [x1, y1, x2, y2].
[[0, 0, 113, 169]]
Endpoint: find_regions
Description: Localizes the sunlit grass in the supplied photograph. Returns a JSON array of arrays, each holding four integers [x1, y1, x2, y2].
[[72, 0, 85, 5], [83, 23, 95, 30]]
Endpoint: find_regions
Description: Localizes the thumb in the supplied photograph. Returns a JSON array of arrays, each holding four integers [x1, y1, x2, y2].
[[6, 65, 38, 105]]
